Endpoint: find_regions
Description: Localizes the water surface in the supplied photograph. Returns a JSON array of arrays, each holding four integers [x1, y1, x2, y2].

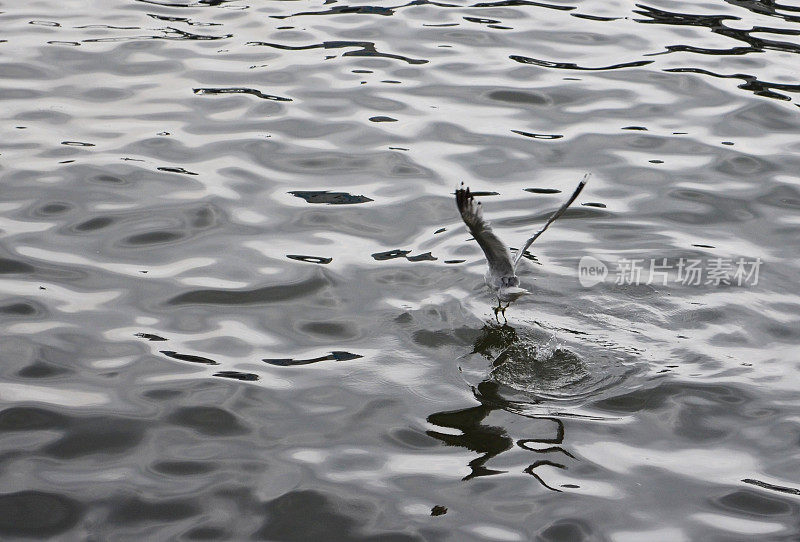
[[1, 0, 799, 539]]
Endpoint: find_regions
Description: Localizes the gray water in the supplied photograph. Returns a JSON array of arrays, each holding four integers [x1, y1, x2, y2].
[[1, 0, 799, 540]]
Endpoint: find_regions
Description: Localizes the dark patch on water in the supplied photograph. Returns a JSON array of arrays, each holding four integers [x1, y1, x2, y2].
[[135, 332, 168, 341], [512, 130, 563, 139], [160, 350, 219, 365], [742, 479, 800, 496], [0, 302, 39, 316], [271, 5, 396, 19], [193, 87, 292, 101], [372, 249, 438, 262], [41, 416, 146, 459], [289, 190, 374, 204], [300, 321, 356, 339], [286, 254, 332, 264], [413, 329, 470, 348], [406, 251, 437, 262], [214, 371, 259, 381], [156, 166, 198, 175], [510, 55, 653, 70], [430, 505, 447, 516], [73, 216, 114, 231], [0, 407, 67, 432], [663, 67, 800, 102], [472, 1, 573, 11], [167, 275, 328, 305], [81, 26, 232, 42], [372, 249, 411, 261], [107, 496, 200, 524], [0, 258, 35, 274], [524, 188, 562, 194], [167, 406, 249, 436], [17, 361, 71, 378], [37, 202, 72, 215], [60, 140, 94, 146], [255, 490, 420, 541], [248, 40, 429, 65], [468, 17, 503, 26], [0, 491, 82, 537], [263, 351, 363, 366], [571, 13, 621, 21], [152, 460, 217, 476], [714, 488, 795, 517], [123, 230, 185, 245]]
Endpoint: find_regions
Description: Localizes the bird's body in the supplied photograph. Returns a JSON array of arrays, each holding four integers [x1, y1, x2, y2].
[[455, 175, 589, 319]]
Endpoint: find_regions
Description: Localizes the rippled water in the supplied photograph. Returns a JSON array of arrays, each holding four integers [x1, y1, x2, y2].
[[2, 0, 799, 539]]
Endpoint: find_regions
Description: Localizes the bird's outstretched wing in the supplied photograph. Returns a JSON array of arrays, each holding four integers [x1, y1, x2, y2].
[[455, 184, 515, 278], [512, 173, 590, 269]]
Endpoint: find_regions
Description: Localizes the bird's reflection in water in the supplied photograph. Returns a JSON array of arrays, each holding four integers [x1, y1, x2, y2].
[[426, 322, 580, 491]]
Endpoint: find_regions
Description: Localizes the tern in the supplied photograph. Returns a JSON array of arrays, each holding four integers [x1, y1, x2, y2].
[[455, 174, 589, 321]]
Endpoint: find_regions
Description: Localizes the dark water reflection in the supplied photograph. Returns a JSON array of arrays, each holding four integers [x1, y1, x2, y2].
[[2, 0, 800, 539], [427, 380, 574, 489]]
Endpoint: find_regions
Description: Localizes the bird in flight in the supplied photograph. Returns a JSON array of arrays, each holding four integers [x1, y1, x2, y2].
[[455, 174, 589, 321]]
